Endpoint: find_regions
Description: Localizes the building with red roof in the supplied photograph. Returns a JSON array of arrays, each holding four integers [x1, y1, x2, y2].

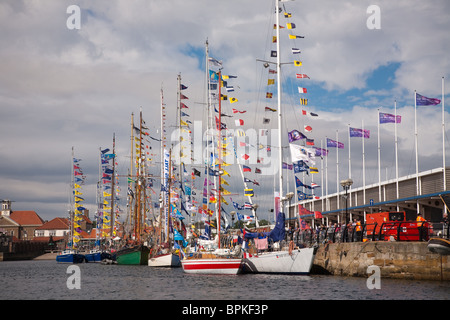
[[0, 200, 45, 241]]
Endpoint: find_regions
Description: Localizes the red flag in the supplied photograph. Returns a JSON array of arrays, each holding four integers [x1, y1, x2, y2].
[[304, 125, 312, 132], [314, 211, 323, 219], [296, 74, 310, 79]]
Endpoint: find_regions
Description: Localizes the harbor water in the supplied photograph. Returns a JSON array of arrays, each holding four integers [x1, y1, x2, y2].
[[0, 260, 448, 301]]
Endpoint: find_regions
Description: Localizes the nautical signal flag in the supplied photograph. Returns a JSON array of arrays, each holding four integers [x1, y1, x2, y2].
[[294, 60, 302, 66], [242, 154, 250, 160], [243, 165, 251, 172], [300, 98, 308, 105], [244, 189, 254, 197], [289, 34, 305, 39], [284, 12, 292, 18], [298, 87, 307, 93], [229, 97, 238, 103], [235, 119, 244, 126], [304, 125, 312, 132], [265, 107, 277, 112], [292, 48, 301, 54], [232, 108, 246, 114], [286, 23, 296, 29], [416, 93, 441, 106], [296, 73, 310, 79], [266, 92, 273, 98]]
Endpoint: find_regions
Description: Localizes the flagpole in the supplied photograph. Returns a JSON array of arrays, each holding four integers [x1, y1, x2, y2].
[[362, 119, 366, 222], [377, 108, 381, 203], [336, 130, 339, 212], [442, 76, 446, 191], [394, 100, 399, 211], [321, 139, 324, 212], [414, 90, 419, 214], [325, 137, 329, 211], [348, 123, 352, 208]]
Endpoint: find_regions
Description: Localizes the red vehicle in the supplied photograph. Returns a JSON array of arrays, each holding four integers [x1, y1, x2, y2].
[[366, 211, 430, 241]]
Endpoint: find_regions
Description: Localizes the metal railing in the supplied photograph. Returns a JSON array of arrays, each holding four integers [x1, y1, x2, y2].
[[292, 222, 449, 246]]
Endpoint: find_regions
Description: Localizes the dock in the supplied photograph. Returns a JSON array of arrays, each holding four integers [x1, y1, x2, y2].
[[312, 241, 449, 281]]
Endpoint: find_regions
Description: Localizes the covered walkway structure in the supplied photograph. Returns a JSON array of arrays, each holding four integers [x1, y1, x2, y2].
[[287, 166, 450, 227]]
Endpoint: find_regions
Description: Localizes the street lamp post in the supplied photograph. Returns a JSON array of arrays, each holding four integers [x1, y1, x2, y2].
[[340, 179, 353, 225], [230, 211, 236, 229]]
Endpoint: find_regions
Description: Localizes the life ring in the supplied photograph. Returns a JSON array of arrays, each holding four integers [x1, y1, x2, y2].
[[288, 240, 295, 255]]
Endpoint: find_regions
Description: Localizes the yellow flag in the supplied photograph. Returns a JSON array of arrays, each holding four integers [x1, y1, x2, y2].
[[229, 97, 238, 103], [268, 79, 275, 85], [294, 60, 302, 66], [286, 23, 296, 29]]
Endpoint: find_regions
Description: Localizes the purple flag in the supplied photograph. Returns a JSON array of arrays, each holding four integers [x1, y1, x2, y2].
[[327, 138, 344, 149], [379, 112, 401, 124], [288, 130, 306, 142], [349, 127, 370, 138], [416, 93, 441, 106]]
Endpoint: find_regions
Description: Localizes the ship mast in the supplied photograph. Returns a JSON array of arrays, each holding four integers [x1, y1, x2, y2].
[[217, 69, 222, 248], [275, 0, 283, 213], [110, 133, 116, 238]]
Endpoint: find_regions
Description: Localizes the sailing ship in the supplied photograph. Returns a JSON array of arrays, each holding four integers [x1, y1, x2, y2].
[[180, 41, 243, 275], [116, 110, 150, 265], [85, 141, 119, 263], [147, 132, 180, 267], [56, 148, 86, 263], [240, 0, 316, 274]]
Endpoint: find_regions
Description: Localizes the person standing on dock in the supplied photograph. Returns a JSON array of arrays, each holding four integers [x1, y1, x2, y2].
[[416, 213, 426, 241]]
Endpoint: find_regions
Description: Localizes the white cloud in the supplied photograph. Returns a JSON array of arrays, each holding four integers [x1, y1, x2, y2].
[[0, 0, 448, 221]]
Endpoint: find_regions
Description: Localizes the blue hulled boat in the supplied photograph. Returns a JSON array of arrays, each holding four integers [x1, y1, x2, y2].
[[56, 250, 85, 263]]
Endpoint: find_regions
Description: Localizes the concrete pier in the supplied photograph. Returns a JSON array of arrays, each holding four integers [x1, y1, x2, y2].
[[312, 241, 449, 281]]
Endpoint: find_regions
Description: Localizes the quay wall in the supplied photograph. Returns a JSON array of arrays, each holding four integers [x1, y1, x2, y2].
[[312, 241, 449, 281]]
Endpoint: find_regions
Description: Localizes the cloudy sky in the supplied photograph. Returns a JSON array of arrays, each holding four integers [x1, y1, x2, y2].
[[0, 0, 449, 223]]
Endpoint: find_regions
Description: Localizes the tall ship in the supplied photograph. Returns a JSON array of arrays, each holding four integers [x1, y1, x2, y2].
[[56, 147, 86, 263], [240, 0, 316, 274], [116, 110, 150, 265], [180, 41, 243, 275]]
